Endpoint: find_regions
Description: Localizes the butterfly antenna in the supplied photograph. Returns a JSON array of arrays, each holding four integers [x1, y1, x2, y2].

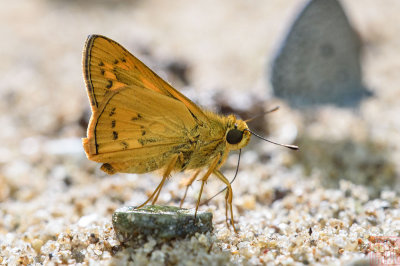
[[202, 149, 242, 205], [246, 129, 299, 150], [244, 106, 280, 123]]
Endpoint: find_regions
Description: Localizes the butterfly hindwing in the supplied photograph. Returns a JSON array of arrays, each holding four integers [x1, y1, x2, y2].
[[83, 85, 197, 173]]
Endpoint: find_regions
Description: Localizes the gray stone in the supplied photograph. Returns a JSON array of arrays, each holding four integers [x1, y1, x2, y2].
[[112, 205, 213, 244]]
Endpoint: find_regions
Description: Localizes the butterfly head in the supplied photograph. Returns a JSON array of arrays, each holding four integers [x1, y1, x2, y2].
[[225, 116, 251, 151]]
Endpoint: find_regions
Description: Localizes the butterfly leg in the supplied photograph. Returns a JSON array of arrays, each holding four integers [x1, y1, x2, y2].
[[213, 170, 237, 233], [225, 192, 229, 227], [194, 154, 221, 219], [136, 154, 179, 209], [180, 169, 201, 208], [151, 177, 167, 205]]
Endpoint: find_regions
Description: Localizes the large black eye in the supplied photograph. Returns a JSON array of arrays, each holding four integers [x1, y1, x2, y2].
[[226, 129, 243, 144]]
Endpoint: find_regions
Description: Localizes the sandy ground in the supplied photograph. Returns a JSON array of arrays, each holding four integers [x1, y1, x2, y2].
[[1, 0, 399, 265]]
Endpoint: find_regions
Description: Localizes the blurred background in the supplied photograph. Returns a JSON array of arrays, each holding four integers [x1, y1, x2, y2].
[[1, 0, 399, 264], [1, 0, 399, 200]]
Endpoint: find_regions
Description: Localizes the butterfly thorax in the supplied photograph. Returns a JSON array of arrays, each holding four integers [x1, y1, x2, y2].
[[179, 113, 251, 171]]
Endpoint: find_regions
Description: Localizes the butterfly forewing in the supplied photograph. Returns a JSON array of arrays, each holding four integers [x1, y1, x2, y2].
[[84, 35, 209, 124]]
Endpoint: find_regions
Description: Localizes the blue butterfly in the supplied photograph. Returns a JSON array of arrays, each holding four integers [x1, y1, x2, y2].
[[271, 0, 372, 108]]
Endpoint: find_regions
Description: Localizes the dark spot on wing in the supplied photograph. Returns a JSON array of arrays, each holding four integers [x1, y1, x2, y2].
[[138, 139, 144, 146], [106, 80, 113, 89], [101, 163, 115, 174], [142, 130, 146, 136], [121, 141, 129, 150], [100, 69, 105, 75], [114, 59, 119, 64], [121, 58, 126, 63], [113, 131, 118, 140], [131, 113, 142, 121], [109, 107, 116, 116], [320, 43, 335, 58], [146, 158, 158, 171], [138, 138, 157, 145], [99, 61, 104, 66], [171, 144, 189, 152], [111, 120, 116, 128]]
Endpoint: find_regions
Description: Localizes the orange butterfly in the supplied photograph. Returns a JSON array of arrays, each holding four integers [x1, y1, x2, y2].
[[82, 35, 297, 232]]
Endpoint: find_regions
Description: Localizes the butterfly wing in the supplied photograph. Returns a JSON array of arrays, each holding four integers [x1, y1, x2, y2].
[[83, 34, 209, 123], [82, 34, 212, 174], [271, 0, 370, 108], [83, 85, 198, 174]]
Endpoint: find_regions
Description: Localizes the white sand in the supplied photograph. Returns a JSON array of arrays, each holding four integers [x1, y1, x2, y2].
[[0, 0, 399, 265]]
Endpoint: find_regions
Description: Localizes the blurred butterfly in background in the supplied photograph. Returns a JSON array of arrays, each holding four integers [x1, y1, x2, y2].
[[271, 0, 372, 108], [82, 35, 297, 232]]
